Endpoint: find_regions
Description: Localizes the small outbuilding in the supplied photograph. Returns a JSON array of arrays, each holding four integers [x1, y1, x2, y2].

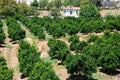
[[61, 7, 80, 17]]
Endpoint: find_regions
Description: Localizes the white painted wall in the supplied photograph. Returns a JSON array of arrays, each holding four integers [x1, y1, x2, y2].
[[63, 10, 79, 17]]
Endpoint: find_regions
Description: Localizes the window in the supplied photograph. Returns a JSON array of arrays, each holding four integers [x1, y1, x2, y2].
[[64, 11, 66, 13], [76, 11, 78, 15], [70, 11, 72, 15]]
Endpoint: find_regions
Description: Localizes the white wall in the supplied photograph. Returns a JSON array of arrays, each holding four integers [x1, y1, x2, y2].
[[63, 10, 79, 17]]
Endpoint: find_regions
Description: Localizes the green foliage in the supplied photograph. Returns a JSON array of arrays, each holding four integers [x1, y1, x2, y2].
[[0, 20, 6, 44], [79, 19, 104, 33], [47, 23, 65, 38], [83, 31, 120, 73], [6, 17, 26, 41], [48, 0, 62, 9], [39, 0, 48, 9], [30, 0, 39, 7], [48, 38, 70, 62], [50, 8, 61, 16], [19, 16, 45, 39], [80, 0, 89, 7], [64, 0, 81, 7], [69, 35, 79, 43], [79, 3, 101, 18], [99, 53, 119, 73], [0, 0, 32, 16], [29, 61, 59, 80], [0, 56, 13, 80], [64, 54, 97, 79], [15, 3, 32, 16], [87, 35, 99, 43], [70, 41, 88, 52], [69, 35, 88, 52], [18, 40, 40, 76]]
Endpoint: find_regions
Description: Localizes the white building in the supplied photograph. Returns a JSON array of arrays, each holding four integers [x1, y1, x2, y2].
[[62, 7, 80, 17]]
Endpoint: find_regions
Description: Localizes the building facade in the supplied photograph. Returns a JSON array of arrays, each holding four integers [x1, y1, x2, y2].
[[62, 7, 80, 17]]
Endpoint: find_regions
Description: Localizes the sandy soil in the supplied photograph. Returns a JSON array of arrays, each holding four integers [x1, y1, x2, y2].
[[100, 10, 120, 17]]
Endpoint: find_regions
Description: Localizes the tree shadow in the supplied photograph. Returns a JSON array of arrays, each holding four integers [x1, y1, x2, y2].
[[21, 73, 27, 79], [10, 40, 19, 44], [58, 62, 64, 65], [12, 41, 18, 44], [99, 68, 120, 76], [66, 75, 89, 80], [0, 44, 6, 48]]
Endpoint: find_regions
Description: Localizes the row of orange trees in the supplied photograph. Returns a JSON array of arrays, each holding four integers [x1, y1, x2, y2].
[[6, 17, 26, 41], [48, 31, 120, 79], [0, 56, 13, 80], [18, 16, 45, 39], [18, 40, 59, 80]]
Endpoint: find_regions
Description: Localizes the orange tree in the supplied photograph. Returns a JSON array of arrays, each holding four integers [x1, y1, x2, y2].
[[0, 56, 13, 80]]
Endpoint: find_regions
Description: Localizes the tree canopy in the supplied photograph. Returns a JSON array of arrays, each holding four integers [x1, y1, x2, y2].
[[29, 61, 60, 80], [18, 40, 40, 76], [79, 3, 101, 18], [0, 56, 13, 80]]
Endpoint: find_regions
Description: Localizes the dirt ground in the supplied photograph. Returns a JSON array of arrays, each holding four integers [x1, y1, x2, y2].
[[100, 10, 120, 17]]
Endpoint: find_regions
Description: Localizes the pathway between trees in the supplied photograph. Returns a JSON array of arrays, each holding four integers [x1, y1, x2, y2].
[[1, 20, 25, 80], [18, 21, 69, 80]]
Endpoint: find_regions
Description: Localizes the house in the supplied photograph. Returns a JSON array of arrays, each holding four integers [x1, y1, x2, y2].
[[61, 7, 80, 17], [102, 1, 116, 9], [102, 0, 120, 9]]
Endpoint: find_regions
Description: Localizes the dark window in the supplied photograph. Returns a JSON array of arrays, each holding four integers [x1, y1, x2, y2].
[[64, 11, 66, 13], [70, 11, 72, 15], [76, 11, 78, 14]]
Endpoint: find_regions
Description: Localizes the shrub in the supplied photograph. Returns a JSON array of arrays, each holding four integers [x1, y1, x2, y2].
[[0, 56, 13, 80], [18, 40, 40, 76]]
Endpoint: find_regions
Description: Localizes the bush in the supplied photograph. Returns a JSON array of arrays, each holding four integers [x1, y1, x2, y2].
[[48, 38, 70, 62], [0, 56, 13, 80], [18, 40, 40, 76], [29, 61, 59, 80], [87, 35, 99, 43], [19, 16, 45, 39], [69, 35, 79, 43], [64, 54, 97, 79], [6, 17, 26, 41], [79, 3, 101, 19]]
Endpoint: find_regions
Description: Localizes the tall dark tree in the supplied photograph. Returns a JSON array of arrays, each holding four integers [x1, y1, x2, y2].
[[79, 3, 101, 18], [30, 0, 39, 7]]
